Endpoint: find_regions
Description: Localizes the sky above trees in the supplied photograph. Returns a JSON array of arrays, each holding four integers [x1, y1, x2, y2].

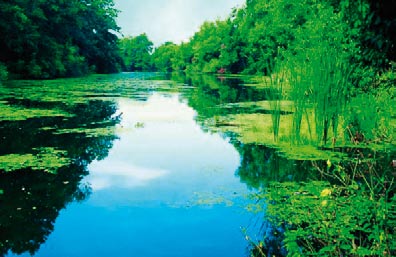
[[114, 0, 245, 46]]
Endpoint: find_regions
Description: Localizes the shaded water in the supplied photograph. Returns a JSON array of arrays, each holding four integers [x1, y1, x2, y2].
[[1, 73, 394, 257]]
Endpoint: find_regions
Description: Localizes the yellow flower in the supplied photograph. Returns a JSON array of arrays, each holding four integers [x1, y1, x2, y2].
[[321, 200, 328, 206], [320, 188, 332, 197], [326, 159, 332, 168]]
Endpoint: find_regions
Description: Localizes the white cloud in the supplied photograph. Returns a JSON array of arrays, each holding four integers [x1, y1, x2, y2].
[[114, 0, 245, 46]]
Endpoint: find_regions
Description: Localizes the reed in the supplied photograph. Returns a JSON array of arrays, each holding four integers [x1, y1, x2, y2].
[[283, 41, 352, 146], [265, 58, 286, 142]]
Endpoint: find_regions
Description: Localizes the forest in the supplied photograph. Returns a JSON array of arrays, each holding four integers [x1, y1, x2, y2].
[[119, 0, 395, 91], [0, 0, 394, 85], [0, 0, 122, 79]]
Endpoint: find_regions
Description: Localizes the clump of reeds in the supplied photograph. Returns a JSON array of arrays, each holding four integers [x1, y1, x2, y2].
[[266, 59, 287, 142]]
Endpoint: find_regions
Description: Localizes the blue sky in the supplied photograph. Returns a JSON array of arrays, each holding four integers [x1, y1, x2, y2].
[[114, 0, 245, 46]]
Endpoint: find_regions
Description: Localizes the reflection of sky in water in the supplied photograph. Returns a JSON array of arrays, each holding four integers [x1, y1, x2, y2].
[[85, 93, 245, 207], [11, 93, 252, 257]]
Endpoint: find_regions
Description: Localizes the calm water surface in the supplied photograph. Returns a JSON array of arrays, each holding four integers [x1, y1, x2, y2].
[[4, 73, 393, 257], [2, 75, 261, 257]]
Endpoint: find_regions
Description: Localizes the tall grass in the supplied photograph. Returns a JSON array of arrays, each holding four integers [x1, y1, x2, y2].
[[274, 42, 353, 146], [311, 49, 352, 146], [265, 59, 287, 142]]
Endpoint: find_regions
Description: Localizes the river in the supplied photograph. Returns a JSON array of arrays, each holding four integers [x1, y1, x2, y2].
[[0, 72, 394, 257]]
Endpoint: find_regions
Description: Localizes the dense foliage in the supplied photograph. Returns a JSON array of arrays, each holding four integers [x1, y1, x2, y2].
[[0, 0, 122, 79], [126, 0, 395, 90], [119, 34, 154, 72], [250, 153, 396, 256]]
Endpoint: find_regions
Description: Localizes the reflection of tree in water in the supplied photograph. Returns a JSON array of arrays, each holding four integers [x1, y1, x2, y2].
[[250, 223, 287, 257], [234, 142, 315, 189], [0, 164, 90, 256], [0, 100, 120, 256], [233, 142, 322, 257], [168, 72, 396, 256], [180, 74, 272, 120]]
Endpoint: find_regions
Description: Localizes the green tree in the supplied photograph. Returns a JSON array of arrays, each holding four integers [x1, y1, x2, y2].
[[151, 42, 177, 72], [187, 20, 230, 73], [171, 43, 193, 71], [0, 0, 121, 79], [119, 34, 154, 72], [155, 0, 395, 84]]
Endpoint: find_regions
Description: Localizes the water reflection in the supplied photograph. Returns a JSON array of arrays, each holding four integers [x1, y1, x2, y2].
[[3, 72, 366, 257], [0, 99, 119, 256], [15, 92, 252, 257], [0, 164, 90, 256], [180, 74, 273, 121], [85, 94, 245, 206], [234, 143, 316, 189]]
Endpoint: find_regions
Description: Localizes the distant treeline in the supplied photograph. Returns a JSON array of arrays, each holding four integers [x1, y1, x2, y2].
[[120, 0, 395, 87], [1, 0, 395, 82], [0, 0, 122, 79]]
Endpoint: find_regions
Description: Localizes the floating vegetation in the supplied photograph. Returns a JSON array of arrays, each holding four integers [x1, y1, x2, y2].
[[191, 191, 238, 207], [53, 127, 117, 138], [0, 73, 190, 176], [134, 122, 145, 128], [0, 148, 70, 173], [221, 100, 294, 113], [200, 108, 347, 161], [0, 103, 73, 121], [0, 73, 190, 106], [194, 73, 394, 161]]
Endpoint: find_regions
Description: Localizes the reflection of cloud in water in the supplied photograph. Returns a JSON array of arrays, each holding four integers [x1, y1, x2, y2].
[[118, 94, 195, 127], [88, 161, 168, 190], [86, 93, 243, 206]]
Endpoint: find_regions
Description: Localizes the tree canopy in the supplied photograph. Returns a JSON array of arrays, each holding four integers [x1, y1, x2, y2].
[[119, 34, 154, 72], [128, 0, 395, 90], [1, 0, 394, 84], [0, 0, 122, 79]]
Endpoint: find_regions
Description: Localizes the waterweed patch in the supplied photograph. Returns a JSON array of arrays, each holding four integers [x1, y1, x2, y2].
[[209, 113, 346, 161], [250, 180, 396, 256], [53, 127, 117, 138], [0, 148, 70, 173], [0, 74, 189, 106], [0, 103, 73, 121], [191, 191, 238, 207]]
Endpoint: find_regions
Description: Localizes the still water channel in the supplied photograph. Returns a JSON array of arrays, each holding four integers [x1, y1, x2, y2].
[[0, 73, 274, 257], [3, 73, 393, 256]]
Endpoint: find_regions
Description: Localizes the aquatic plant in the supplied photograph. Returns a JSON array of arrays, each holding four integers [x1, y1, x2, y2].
[[250, 148, 396, 256], [275, 27, 353, 146], [265, 59, 287, 142], [0, 103, 73, 121], [0, 148, 70, 174]]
